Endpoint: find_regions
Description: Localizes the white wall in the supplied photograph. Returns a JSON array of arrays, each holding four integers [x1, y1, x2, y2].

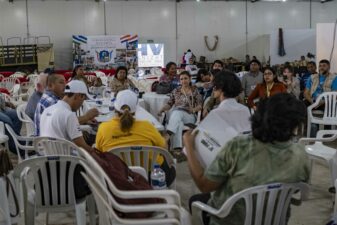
[[0, 0, 337, 69], [270, 29, 316, 65], [317, 23, 337, 73]]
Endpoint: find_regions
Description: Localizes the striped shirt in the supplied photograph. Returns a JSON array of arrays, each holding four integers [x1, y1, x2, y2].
[[34, 90, 59, 136]]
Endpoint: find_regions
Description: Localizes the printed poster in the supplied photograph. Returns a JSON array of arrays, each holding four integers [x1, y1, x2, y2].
[[72, 34, 138, 69]]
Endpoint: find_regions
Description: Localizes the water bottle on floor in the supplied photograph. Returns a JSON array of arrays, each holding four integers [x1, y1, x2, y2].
[[151, 164, 167, 190]]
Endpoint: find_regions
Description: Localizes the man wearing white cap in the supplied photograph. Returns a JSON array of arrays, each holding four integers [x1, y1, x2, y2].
[[40, 80, 94, 151]]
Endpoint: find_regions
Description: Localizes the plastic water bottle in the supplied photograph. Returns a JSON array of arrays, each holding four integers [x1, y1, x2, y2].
[[150, 165, 167, 190]]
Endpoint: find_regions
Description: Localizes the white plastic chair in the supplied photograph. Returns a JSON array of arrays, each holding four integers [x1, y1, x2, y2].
[[0, 173, 19, 225], [9, 73, 24, 79], [16, 103, 34, 136], [191, 183, 309, 225], [108, 145, 177, 188], [77, 147, 190, 225], [33, 136, 79, 156], [32, 137, 96, 225], [0, 122, 9, 151], [13, 155, 87, 225], [0, 78, 20, 93], [4, 124, 36, 163], [299, 130, 337, 185], [85, 75, 96, 84], [26, 74, 38, 86], [307, 92, 337, 137]]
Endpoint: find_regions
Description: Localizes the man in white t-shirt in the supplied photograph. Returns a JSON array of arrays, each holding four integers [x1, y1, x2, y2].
[[40, 80, 93, 151], [210, 71, 251, 131]]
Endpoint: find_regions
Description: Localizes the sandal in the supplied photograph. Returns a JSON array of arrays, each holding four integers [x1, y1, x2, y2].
[[169, 148, 187, 163]]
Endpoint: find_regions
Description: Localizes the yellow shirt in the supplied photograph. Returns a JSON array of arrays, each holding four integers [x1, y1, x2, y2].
[[95, 117, 166, 165]]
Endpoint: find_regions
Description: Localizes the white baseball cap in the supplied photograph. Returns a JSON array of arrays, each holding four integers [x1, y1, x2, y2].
[[64, 80, 92, 99], [115, 90, 138, 113]]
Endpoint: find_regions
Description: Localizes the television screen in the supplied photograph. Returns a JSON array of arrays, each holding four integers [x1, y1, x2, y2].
[[137, 43, 164, 68]]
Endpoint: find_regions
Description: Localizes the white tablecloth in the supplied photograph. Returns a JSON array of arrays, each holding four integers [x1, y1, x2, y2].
[[142, 92, 170, 120], [85, 100, 163, 131], [128, 76, 159, 93]]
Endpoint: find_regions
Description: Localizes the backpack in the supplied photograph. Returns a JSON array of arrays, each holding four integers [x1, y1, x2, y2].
[[155, 82, 172, 94], [88, 149, 164, 218]]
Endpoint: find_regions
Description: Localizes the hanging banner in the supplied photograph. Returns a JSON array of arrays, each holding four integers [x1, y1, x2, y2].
[[72, 34, 138, 69]]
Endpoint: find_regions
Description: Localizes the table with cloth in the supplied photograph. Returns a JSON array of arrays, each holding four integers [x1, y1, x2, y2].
[[84, 98, 163, 131], [142, 92, 170, 120]]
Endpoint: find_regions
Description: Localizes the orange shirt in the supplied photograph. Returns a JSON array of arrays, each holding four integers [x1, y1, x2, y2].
[[247, 82, 287, 108]]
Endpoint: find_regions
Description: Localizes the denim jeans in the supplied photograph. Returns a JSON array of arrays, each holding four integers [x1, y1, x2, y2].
[[166, 109, 196, 149], [0, 108, 22, 154]]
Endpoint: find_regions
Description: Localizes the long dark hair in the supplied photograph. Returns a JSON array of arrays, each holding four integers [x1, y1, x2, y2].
[[116, 105, 134, 133], [72, 65, 84, 78]]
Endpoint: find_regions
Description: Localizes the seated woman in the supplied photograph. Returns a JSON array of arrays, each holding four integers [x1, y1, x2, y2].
[[158, 71, 202, 161], [0, 93, 22, 154], [279, 65, 300, 99], [71, 65, 89, 86], [248, 67, 286, 110], [109, 66, 135, 95], [95, 90, 175, 186], [184, 93, 310, 225], [159, 62, 180, 91]]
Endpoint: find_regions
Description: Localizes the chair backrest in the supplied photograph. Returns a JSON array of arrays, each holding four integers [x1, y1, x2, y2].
[[1, 78, 19, 92], [309, 92, 337, 121], [77, 147, 181, 206], [108, 145, 176, 175], [33, 137, 79, 156], [80, 166, 181, 225], [5, 124, 36, 162], [85, 75, 96, 83], [193, 183, 308, 225], [16, 103, 34, 136], [13, 155, 80, 209], [27, 74, 38, 86]]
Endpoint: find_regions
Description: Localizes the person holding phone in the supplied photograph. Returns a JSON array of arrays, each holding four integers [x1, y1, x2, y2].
[[280, 66, 300, 99]]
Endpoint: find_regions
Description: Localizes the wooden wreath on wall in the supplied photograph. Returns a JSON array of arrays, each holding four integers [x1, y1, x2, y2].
[[204, 35, 219, 51]]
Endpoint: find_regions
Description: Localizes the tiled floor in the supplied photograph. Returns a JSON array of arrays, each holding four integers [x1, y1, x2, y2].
[[11, 159, 333, 225], [8, 128, 336, 225]]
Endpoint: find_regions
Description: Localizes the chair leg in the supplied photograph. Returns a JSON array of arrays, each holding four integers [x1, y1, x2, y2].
[[87, 195, 97, 225], [308, 159, 314, 185], [75, 201, 87, 225], [307, 121, 311, 137], [25, 202, 35, 225]]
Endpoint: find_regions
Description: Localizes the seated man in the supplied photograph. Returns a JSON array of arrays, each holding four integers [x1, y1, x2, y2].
[[40, 80, 93, 152], [206, 71, 251, 132], [34, 73, 66, 136], [35, 73, 99, 137], [25, 73, 48, 120], [303, 59, 337, 106], [0, 93, 22, 154], [184, 93, 310, 225]]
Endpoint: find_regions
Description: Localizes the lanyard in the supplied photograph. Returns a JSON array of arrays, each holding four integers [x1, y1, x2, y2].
[[266, 82, 274, 97], [182, 88, 194, 109]]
